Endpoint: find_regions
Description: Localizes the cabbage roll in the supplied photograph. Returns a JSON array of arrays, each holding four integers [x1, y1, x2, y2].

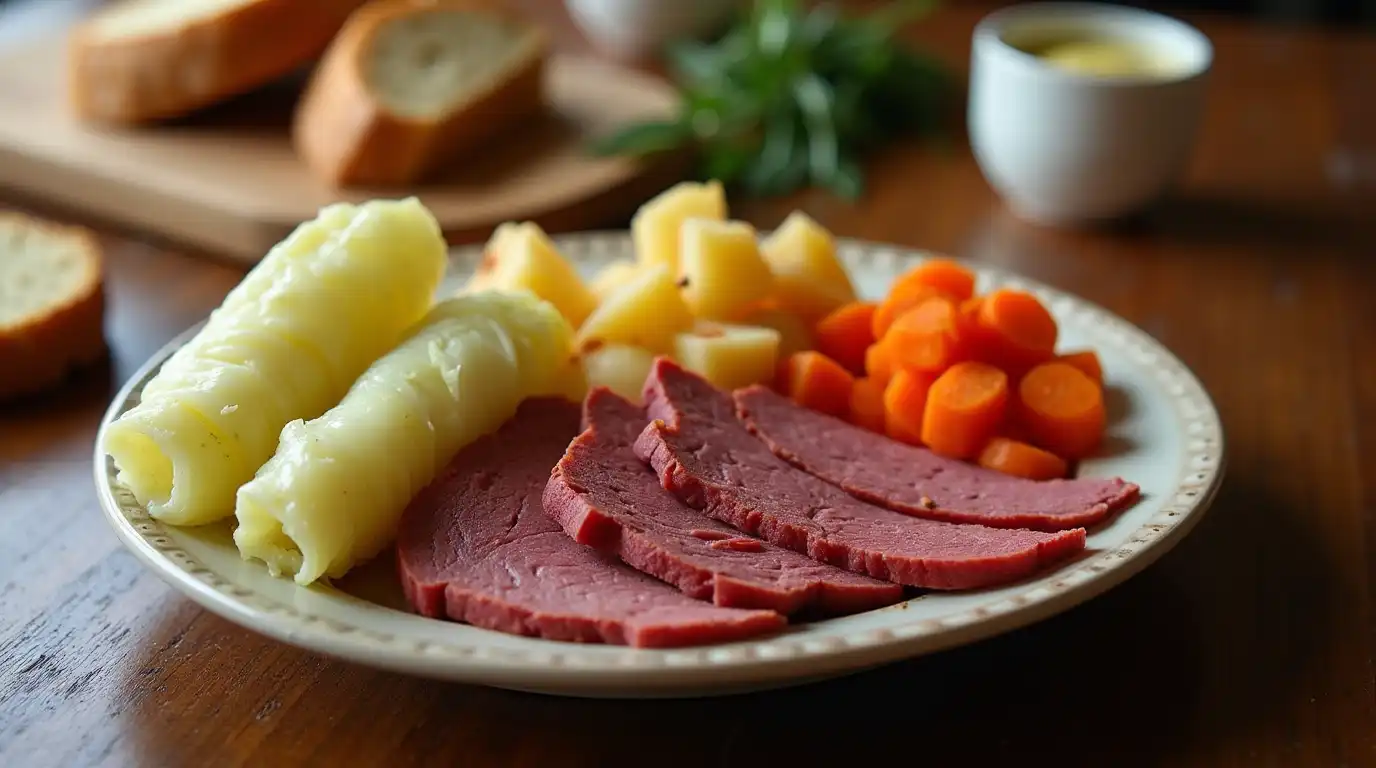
[[103, 198, 447, 525]]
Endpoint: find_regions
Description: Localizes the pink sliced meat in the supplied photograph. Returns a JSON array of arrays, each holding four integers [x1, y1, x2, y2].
[[543, 388, 905, 616], [633, 360, 1087, 591], [734, 386, 1139, 531], [395, 397, 784, 648]]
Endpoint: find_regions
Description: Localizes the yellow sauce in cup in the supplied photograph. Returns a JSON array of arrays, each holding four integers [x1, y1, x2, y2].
[[1020, 37, 1183, 78]]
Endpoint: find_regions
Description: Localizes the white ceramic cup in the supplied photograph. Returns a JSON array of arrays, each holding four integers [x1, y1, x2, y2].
[[564, 0, 743, 61], [968, 3, 1213, 226]]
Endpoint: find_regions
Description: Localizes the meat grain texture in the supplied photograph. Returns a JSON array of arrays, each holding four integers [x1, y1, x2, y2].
[[544, 388, 905, 616], [734, 386, 1139, 531], [395, 397, 784, 648], [634, 359, 1088, 590]]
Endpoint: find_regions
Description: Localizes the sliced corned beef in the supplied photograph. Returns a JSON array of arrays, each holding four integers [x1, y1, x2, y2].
[[733, 386, 1140, 531], [633, 360, 1087, 591], [395, 397, 784, 648], [543, 388, 905, 616]]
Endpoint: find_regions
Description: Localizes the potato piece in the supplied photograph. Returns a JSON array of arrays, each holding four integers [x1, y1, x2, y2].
[[465, 222, 598, 327], [678, 218, 773, 321], [549, 351, 590, 405], [673, 321, 782, 391], [760, 211, 856, 322], [581, 343, 657, 403], [736, 304, 815, 359], [589, 259, 644, 302], [631, 180, 727, 272], [575, 264, 693, 353]]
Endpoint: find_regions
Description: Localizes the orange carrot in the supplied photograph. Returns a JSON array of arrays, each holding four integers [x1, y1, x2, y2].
[[814, 302, 877, 375], [888, 258, 977, 304], [973, 289, 1059, 373], [849, 378, 887, 433], [1017, 361, 1106, 459], [781, 351, 856, 418], [865, 341, 896, 385], [921, 361, 1009, 459], [977, 437, 1068, 480], [1057, 349, 1103, 386], [883, 295, 968, 373], [872, 286, 941, 340], [882, 369, 935, 446]]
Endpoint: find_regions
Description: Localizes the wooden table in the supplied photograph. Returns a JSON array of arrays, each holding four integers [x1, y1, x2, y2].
[[3, 3, 1374, 766]]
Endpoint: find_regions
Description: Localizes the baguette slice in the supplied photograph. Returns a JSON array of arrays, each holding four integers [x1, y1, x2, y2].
[[68, 0, 368, 124], [293, 0, 548, 187], [0, 214, 106, 400]]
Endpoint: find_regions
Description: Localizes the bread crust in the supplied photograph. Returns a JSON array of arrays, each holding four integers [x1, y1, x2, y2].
[[67, 0, 369, 125], [0, 215, 106, 401], [291, 0, 548, 188]]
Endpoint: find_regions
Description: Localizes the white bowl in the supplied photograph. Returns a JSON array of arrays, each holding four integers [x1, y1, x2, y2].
[[968, 3, 1213, 226], [565, 0, 743, 61]]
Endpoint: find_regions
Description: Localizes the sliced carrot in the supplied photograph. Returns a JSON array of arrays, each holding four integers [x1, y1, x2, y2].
[[883, 295, 968, 373], [1017, 361, 1106, 459], [849, 378, 887, 433], [814, 301, 877, 375], [973, 289, 1059, 373], [1057, 349, 1103, 386], [921, 361, 1009, 459], [864, 341, 896, 385], [977, 437, 1068, 480], [781, 351, 855, 418], [882, 369, 935, 446], [872, 286, 941, 340], [889, 258, 977, 304]]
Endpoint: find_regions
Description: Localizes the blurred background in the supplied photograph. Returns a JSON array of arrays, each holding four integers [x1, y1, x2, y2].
[[1, 0, 1374, 37]]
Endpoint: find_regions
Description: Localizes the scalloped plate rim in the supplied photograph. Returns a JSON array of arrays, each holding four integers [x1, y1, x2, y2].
[[93, 231, 1226, 698]]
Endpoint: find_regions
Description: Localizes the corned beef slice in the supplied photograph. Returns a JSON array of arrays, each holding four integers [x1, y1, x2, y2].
[[633, 360, 1087, 590], [543, 388, 905, 616], [395, 397, 783, 648], [734, 386, 1140, 531]]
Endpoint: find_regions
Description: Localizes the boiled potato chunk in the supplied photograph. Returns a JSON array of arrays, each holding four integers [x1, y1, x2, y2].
[[760, 211, 856, 322], [549, 351, 591, 404], [466, 222, 598, 327], [590, 259, 645, 302], [575, 264, 693, 353], [737, 304, 815, 358], [632, 180, 727, 273], [673, 321, 782, 392], [582, 343, 657, 403], [679, 218, 773, 321]]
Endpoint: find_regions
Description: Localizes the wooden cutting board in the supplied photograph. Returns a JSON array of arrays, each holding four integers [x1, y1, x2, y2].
[[0, 40, 686, 264]]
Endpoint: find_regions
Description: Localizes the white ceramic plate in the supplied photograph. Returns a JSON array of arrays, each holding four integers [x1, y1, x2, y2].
[[94, 233, 1225, 698]]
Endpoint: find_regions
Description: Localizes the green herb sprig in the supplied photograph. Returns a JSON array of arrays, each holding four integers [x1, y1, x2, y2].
[[591, 0, 951, 201]]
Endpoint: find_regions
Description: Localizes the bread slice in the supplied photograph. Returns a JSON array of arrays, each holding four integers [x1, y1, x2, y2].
[[0, 214, 106, 401], [68, 0, 369, 124], [292, 0, 548, 187]]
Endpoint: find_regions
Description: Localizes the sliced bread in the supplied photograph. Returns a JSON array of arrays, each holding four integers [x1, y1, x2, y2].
[[68, 0, 369, 124], [0, 214, 106, 400], [292, 0, 548, 187]]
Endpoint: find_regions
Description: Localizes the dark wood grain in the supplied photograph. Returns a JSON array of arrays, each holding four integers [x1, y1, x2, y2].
[[3, 2, 1374, 766]]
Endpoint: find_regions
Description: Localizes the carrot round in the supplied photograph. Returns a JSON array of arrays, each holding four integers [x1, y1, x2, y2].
[[814, 301, 877, 375], [781, 351, 855, 418], [974, 289, 1058, 373], [849, 378, 887, 433], [872, 286, 940, 340], [1017, 361, 1105, 459], [864, 341, 896, 385], [883, 295, 968, 373], [889, 258, 976, 303], [977, 437, 1068, 480], [882, 368, 935, 446], [921, 361, 1009, 459], [1057, 349, 1103, 386]]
